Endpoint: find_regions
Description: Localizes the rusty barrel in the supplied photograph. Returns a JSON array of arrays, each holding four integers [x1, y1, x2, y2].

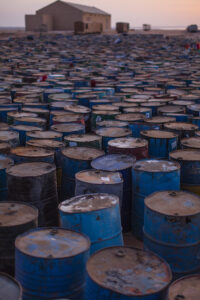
[[0, 272, 22, 300], [7, 162, 58, 226], [108, 137, 148, 160], [0, 202, 38, 275], [170, 149, 200, 196], [15, 228, 90, 300], [7, 112, 38, 125], [51, 123, 85, 140], [85, 247, 172, 300], [145, 116, 176, 129], [164, 122, 198, 146], [91, 154, 136, 232], [0, 155, 13, 201], [166, 274, 200, 300], [14, 116, 47, 130], [181, 136, 200, 150], [26, 130, 62, 142], [75, 170, 123, 207], [0, 130, 19, 147], [0, 142, 11, 155], [140, 130, 178, 159], [61, 147, 104, 200], [132, 159, 180, 240], [158, 105, 185, 115], [144, 191, 200, 278], [59, 194, 123, 254], [11, 125, 42, 146], [91, 110, 119, 130], [10, 147, 55, 164], [95, 127, 132, 152], [64, 104, 91, 132], [64, 133, 102, 149]]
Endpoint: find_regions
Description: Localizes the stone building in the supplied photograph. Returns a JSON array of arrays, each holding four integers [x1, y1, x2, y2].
[[25, 0, 111, 32]]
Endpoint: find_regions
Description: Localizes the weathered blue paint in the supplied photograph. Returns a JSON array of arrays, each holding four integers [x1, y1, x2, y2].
[[91, 154, 136, 232], [0, 108, 18, 123], [0, 155, 14, 201], [15, 228, 90, 300], [85, 247, 172, 300], [129, 122, 161, 138], [132, 160, 180, 240], [164, 113, 190, 122], [140, 130, 178, 159], [59, 194, 123, 254]]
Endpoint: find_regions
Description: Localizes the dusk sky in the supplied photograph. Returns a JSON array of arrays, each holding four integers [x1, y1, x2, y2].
[[0, 0, 199, 28]]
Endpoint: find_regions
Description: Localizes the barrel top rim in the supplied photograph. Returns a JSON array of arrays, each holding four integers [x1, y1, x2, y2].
[[96, 127, 132, 138], [133, 159, 180, 172], [7, 162, 56, 177], [168, 274, 200, 299], [91, 154, 136, 171], [108, 137, 148, 148], [170, 149, 200, 161], [62, 147, 104, 161], [75, 169, 123, 184], [141, 130, 178, 139]]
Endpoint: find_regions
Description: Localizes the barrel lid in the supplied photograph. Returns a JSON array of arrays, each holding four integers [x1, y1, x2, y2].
[[181, 137, 200, 149], [91, 154, 135, 171], [170, 149, 200, 161], [0, 130, 18, 141], [27, 139, 65, 149], [86, 247, 171, 297], [64, 104, 91, 114], [8, 112, 38, 118], [113, 102, 138, 108], [188, 104, 200, 111], [22, 107, 49, 114], [49, 93, 71, 101], [11, 125, 42, 132], [0, 107, 17, 112], [15, 228, 90, 258], [108, 137, 148, 148], [0, 202, 38, 226], [0, 155, 13, 169], [115, 113, 144, 122], [141, 102, 164, 107], [158, 105, 185, 113], [123, 107, 152, 113], [133, 159, 180, 172], [64, 134, 101, 143], [145, 191, 200, 217], [11, 146, 54, 158], [96, 127, 131, 138], [27, 130, 62, 139], [92, 105, 119, 111], [15, 116, 46, 124], [59, 194, 119, 213], [0, 272, 21, 300], [62, 147, 104, 161], [53, 114, 82, 123], [146, 116, 176, 124], [0, 123, 10, 131], [51, 123, 84, 133], [0, 142, 10, 151], [93, 110, 119, 116], [97, 120, 128, 128], [75, 169, 123, 184], [141, 130, 177, 139], [164, 122, 198, 131], [7, 162, 55, 177], [173, 100, 195, 106], [168, 274, 200, 300]]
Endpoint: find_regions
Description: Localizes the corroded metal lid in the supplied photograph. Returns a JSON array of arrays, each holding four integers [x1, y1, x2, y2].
[[133, 159, 180, 172], [123, 107, 152, 113], [7, 162, 56, 177], [53, 114, 82, 123], [0, 130, 19, 141], [167, 274, 200, 300], [145, 191, 200, 216], [92, 105, 119, 111], [96, 127, 131, 138], [181, 137, 200, 149], [141, 130, 177, 139], [115, 113, 144, 122], [0, 123, 10, 131], [170, 149, 200, 161], [51, 123, 85, 133], [108, 137, 148, 148], [86, 247, 172, 296], [0, 155, 13, 169], [0, 272, 22, 300], [15, 117, 46, 124], [91, 154, 136, 171], [0, 202, 38, 226], [8, 112, 38, 119], [62, 147, 104, 161], [188, 104, 200, 112], [27, 130, 62, 140], [158, 105, 185, 113], [75, 169, 123, 184], [146, 116, 176, 124], [11, 146, 54, 158], [64, 104, 91, 114], [96, 120, 128, 128], [64, 134, 101, 143], [15, 228, 90, 258], [59, 194, 119, 213], [164, 122, 198, 131], [49, 93, 71, 101], [11, 125, 42, 132], [93, 110, 119, 116], [26, 139, 65, 149]]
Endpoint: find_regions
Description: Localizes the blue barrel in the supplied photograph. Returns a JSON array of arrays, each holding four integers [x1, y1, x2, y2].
[[144, 190, 200, 278], [14, 117, 47, 130], [132, 159, 180, 239], [48, 93, 71, 103], [0, 155, 14, 201], [85, 247, 172, 300], [187, 104, 200, 116], [61, 147, 104, 200], [141, 130, 178, 158], [158, 105, 185, 115], [181, 136, 200, 150], [15, 228, 90, 300], [170, 149, 200, 196], [7, 112, 38, 125], [59, 194, 123, 254], [11, 125, 42, 146], [91, 154, 136, 232], [0, 272, 22, 300], [51, 123, 85, 139], [76, 94, 97, 107], [75, 170, 123, 207], [52, 113, 84, 125], [145, 116, 176, 129], [10, 147, 55, 164], [0, 130, 19, 147], [43, 88, 64, 102], [0, 107, 18, 123], [96, 120, 129, 129], [123, 107, 152, 118], [92, 110, 119, 129], [64, 134, 102, 149], [95, 127, 132, 152], [164, 113, 190, 122], [164, 122, 198, 146], [26, 130, 62, 142], [141, 102, 165, 116], [191, 117, 200, 129], [166, 274, 200, 299]]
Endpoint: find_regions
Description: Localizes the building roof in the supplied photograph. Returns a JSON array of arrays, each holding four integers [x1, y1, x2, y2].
[[37, 1, 110, 16]]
